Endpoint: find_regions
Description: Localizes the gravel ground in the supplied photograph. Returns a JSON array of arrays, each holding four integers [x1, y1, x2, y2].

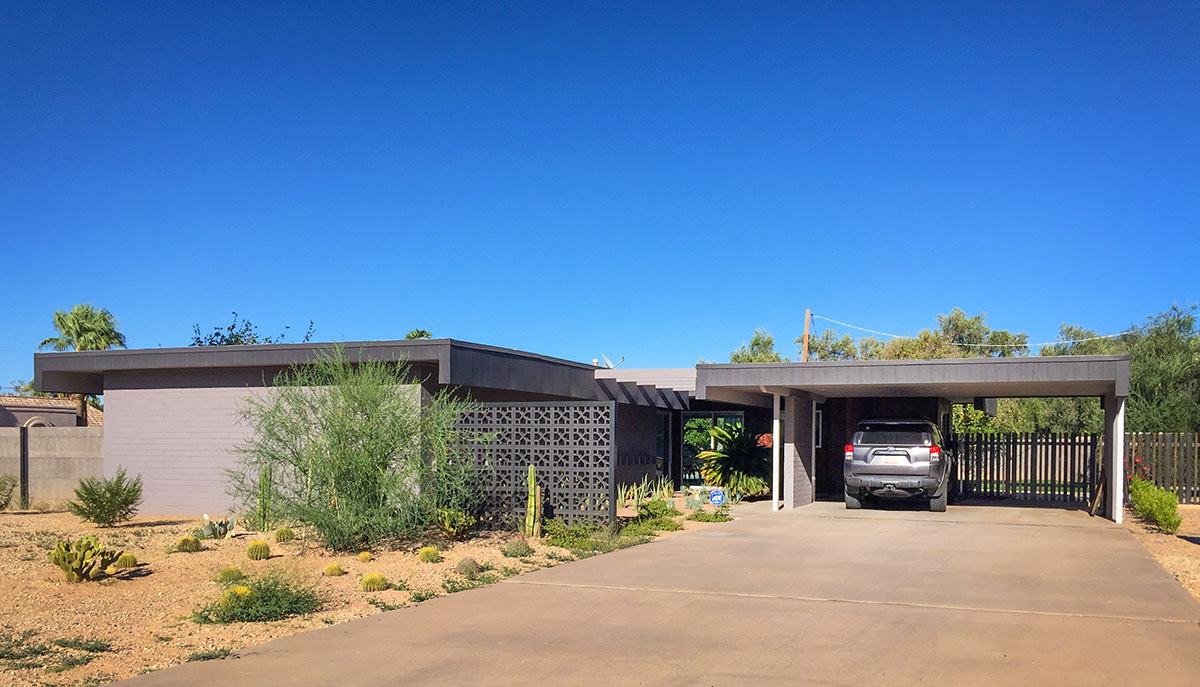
[[0, 499, 721, 687], [1125, 504, 1200, 603]]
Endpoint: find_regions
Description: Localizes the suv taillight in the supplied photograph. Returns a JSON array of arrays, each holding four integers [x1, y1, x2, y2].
[[930, 445, 941, 462], [844, 444, 854, 462]]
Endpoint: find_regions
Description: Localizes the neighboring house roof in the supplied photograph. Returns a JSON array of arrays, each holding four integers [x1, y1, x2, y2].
[[0, 395, 104, 426]]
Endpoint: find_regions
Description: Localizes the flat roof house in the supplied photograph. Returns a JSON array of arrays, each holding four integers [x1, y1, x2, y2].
[[34, 339, 1130, 522]]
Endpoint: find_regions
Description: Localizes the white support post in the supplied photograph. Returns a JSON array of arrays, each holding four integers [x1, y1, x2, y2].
[[772, 393, 781, 511], [1109, 395, 1126, 523]]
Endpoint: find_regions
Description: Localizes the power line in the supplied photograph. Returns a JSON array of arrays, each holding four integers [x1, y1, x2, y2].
[[811, 313, 1132, 349]]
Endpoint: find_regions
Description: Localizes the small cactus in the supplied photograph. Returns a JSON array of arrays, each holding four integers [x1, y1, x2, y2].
[[113, 552, 138, 569], [360, 573, 389, 592], [219, 585, 255, 611], [357, 551, 372, 563], [176, 536, 201, 553], [215, 566, 245, 584], [417, 546, 441, 563], [324, 563, 346, 577], [246, 541, 271, 561], [274, 527, 295, 543], [47, 536, 122, 582]]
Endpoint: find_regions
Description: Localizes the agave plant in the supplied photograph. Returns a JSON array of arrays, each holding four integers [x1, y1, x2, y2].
[[697, 424, 770, 497]]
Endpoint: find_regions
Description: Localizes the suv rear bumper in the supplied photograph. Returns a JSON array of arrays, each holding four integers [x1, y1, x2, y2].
[[845, 473, 943, 498]]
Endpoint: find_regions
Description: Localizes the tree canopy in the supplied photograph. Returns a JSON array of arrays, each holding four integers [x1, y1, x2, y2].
[[729, 329, 787, 363], [191, 312, 314, 346]]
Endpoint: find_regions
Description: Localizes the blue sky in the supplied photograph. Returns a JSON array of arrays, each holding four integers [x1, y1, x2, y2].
[[2, 1, 1197, 385]]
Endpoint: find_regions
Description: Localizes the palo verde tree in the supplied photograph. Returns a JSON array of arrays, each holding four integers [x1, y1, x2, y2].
[[38, 304, 127, 425], [729, 329, 787, 363], [227, 345, 490, 551]]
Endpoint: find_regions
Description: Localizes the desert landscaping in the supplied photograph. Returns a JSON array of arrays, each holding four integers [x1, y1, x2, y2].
[[0, 495, 731, 687]]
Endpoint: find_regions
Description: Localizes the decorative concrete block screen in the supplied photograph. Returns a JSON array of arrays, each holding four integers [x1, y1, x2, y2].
[[458, 401, 616, 524]]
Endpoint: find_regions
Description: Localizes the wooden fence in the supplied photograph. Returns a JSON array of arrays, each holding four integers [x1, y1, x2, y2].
[[1125, 432, 1200, 505], [952, 433, 1099, 504]]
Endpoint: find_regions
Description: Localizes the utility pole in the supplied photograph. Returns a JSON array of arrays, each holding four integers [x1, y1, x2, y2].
[[801, 309, 811, 362]]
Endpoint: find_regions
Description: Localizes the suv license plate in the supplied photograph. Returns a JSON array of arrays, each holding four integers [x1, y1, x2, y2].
[[879, 455, 906, 465]]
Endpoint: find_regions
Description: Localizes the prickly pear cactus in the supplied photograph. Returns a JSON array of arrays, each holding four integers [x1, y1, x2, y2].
[[202, 514, 237, 539], [46, 536, 123, 583]]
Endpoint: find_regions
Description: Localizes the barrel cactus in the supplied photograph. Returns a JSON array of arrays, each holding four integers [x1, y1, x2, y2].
[[113, 552, 138, 569], [47, 536, 122, 583], [246, 541, 271, 561], [215, 566, 245, 584], [417, 546, 441, 563], [455, 557, 480, 577], [357, 551, 372, 563], [324, 563, 346, 577], [175, 536, 201, 553], [274, 527, 294, 543], [360, 573, 389, 592]]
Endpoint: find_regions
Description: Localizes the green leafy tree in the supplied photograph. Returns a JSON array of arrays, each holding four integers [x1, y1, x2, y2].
[[802, 330, 858, 361], [191, 312, 313, 346], [38, 304, 127, 425], [730, 329, 787, 363], [405, 329, 433, 339], [1124, 306, 1200, 432]]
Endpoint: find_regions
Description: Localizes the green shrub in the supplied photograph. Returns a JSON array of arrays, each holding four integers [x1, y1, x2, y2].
[[46, 536, 122, 583], [113, 552, 138, 569], [175, 536, 201, 553], [274, 527, 294, 543], [246, 541, 271, 560], [499, 538, 534, 558], [442, 572, 498, 593], [435, 508, 476, 540], [360, 573, 389, 592], [186, 648, 231, 662], [357, 551, 372, 563], [637, 498, 682, 519], [543, 519, 600, 549], [620, 516, 682, 538], [0, 474, 16, 510], [191, 574, 320, 624], [52, 637, 109, 653], [408, 589, 436, 603], [417, 546, 441, 563], [686, 510, 732, 523], [1129, 477, 1182, 534], [66, 468, 143, 527], [226, 347, 490, 551], [215, 566, 245, 584], [324, 563, 346, 576]]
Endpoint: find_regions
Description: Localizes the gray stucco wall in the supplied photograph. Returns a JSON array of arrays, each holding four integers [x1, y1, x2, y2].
[[102, 385, 265, 514]]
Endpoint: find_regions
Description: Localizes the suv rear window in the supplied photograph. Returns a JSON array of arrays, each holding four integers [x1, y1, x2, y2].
[[855, 424, 931, 446]]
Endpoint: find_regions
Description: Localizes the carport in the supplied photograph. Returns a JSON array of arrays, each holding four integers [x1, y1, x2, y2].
[[694, 355, 1132, 522]]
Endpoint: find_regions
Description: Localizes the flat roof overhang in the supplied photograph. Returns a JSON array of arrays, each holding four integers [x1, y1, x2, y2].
[[695, 355, 1131, 406], [33, 339, 691, 410]]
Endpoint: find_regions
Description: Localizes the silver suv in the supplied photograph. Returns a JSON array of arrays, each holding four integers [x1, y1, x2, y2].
[[843, 419, 953, 512]]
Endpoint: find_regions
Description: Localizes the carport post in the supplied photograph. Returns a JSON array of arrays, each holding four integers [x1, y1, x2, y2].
[[1104, 394, 1126, 523], [771, 393, 781, 511]]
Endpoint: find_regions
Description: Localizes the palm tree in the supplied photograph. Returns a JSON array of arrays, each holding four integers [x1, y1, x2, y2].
[[405, 329, 432, 339], [39, 304, 127, 425]]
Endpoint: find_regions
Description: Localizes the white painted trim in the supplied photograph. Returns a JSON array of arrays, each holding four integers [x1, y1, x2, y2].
[[771, 393, 781, 511]]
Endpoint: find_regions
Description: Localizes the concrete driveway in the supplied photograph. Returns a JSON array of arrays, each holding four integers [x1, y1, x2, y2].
[[122, 502, 1200, 686]]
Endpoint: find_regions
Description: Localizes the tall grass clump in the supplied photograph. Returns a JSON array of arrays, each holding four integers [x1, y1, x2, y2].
[[227, 345, 491, 551]]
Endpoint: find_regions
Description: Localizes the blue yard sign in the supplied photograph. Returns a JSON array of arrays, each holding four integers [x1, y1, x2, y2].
[[709, 490, 725, 506]]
